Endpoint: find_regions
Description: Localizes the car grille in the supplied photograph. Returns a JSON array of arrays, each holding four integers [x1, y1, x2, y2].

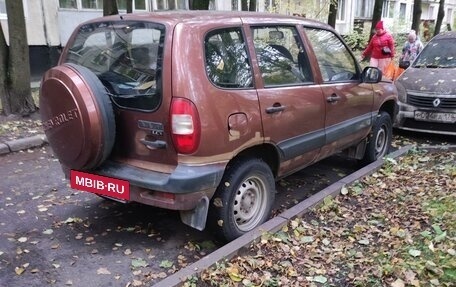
[[403, 119, 456, 134], [407, 93, 456, 109]]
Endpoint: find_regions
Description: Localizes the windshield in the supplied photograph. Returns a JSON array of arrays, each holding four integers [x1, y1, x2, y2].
[[65, 21, 165, 111], [413, 38, 456, 68]]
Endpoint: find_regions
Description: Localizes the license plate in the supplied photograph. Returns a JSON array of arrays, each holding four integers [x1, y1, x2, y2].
[[414, 111, 456, 123], [70, 170, 130, 201]]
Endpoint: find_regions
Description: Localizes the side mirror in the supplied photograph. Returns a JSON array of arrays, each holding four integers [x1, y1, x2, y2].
[[362, 67, 382, 83]]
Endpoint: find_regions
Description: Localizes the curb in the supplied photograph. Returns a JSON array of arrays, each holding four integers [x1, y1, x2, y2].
[[0, 134, 48, 155], [153, 145, 415, 287]]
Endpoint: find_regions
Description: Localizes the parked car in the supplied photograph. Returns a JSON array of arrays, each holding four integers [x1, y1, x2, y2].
[[394, 31, 456, 135], [40, 11, 397, 242]]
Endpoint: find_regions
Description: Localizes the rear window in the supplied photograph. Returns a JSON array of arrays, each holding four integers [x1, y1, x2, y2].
[[65, 21, 165, 111]]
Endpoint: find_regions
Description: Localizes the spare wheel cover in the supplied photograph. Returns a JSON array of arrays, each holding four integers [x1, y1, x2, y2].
[[40, 63, 115, 170]]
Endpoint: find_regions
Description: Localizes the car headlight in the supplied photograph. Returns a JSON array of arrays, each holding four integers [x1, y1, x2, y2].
[[394, 80, 407, 103]]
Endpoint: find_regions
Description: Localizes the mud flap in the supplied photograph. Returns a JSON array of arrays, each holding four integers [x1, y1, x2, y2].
[[180, 196, 209, 231]]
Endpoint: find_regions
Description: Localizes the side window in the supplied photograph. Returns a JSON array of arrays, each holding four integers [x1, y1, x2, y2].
[[204, 28, 253, 89], [252, 26, 312, 87], [305, 28, 358, 83]]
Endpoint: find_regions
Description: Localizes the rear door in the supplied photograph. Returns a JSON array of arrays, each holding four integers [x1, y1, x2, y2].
[[303, 28, 374, 158], [64, 20, 177, 169], [249, 25, 326, 177]]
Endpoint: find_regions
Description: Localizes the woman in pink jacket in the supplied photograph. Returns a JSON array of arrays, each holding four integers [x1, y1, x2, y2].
[[361, 20, 395, 74]]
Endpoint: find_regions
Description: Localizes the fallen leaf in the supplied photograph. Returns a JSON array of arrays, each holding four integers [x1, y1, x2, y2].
[[17, 237, 28, 243], [159, 260, 173, 268], [391, 278, 405, 287], [97, 267, 111, 275], [408, 249, 421, 257], [131, 258, 148, 269], [15, 267, 25, 275], [312, 275, 328, 283], [43, 229, 53, 235]]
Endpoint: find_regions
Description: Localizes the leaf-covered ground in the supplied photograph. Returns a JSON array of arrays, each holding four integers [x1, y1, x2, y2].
[[196, 149, 456, 287], [0, 112, 42, 143]]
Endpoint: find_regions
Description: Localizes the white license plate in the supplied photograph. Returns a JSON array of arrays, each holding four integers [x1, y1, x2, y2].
[[414, 111, 456, 123]]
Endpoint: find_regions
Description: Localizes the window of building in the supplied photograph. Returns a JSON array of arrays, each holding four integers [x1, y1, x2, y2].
[[205, 28, 253, 88], [231, 0, 238, 11], [59, 0, 146, 11], [81, 0, 103, 9], [382, 0, 394, 18], [0, 0, 6, 17], [337, 0, 345, 21], [399, 3, 406, 19], [135, 0, 146, 10], [354, 0, 374, 18], [429, 6, 435, 19], [155, 0, 187, 10], [59, 0, 77, 9]]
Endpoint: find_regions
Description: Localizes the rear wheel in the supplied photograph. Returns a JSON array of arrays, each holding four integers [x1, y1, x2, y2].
[[361, 111, 392, 164], [209, 158, 275, 242]]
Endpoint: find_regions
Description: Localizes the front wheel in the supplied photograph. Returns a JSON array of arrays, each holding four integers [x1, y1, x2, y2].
[[208, 158, 275, 242], [361, 111, 392, 164]]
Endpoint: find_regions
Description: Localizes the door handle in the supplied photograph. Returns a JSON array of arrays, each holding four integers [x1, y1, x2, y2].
[[326, 94, 341, 103], [140, 139, 167, 150], [266, 105, 286, 114]]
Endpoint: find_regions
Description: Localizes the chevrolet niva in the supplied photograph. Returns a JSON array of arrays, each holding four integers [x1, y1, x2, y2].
[[40, 11, 398, 242]]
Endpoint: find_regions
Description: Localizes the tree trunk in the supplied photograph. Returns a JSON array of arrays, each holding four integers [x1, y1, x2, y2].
[[434, 0, 445, 36], [241, 0, 248, 11], [127, 0, 133, 13], [411, 0, 422, 34], [369, 0, 383, 40], [190, 0, 210, 10], [327, 0, 338, 28], [5, 0, 35, 115], [104, 0, 119, 16], [0, 24, 11, 115], [248, 0, 256, 11]]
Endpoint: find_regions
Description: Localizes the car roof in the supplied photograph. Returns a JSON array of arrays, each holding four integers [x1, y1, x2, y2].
[[82, 10, 331, 30], [430, 31, 456, 41]]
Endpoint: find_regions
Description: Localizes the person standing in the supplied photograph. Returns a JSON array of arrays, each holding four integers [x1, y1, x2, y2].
[[400, 30, 423, 65], [360, 20, 395, 74]]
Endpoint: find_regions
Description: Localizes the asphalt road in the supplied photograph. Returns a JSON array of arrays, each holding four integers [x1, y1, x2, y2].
[[0, 132, 454, 287]]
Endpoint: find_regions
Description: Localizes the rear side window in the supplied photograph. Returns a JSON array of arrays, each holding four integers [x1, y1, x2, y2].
[[65, 21, 165, 111], [204, 28, 253, 89], [305, 28, 358, 83]]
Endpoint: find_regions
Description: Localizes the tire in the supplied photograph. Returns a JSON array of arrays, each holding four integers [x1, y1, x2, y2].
[[40, 63, 115, 170], [361, 111, 392, 164], [208, 158, 275, 242]]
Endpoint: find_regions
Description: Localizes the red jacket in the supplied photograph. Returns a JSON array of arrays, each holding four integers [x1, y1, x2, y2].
[[362, 31, 395, 59]]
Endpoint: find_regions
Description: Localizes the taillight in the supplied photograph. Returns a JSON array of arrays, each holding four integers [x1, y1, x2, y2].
[[170, 98, 201, 154]]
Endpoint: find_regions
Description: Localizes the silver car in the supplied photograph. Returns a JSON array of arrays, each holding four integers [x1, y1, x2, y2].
[[394, 31, 456, 136]]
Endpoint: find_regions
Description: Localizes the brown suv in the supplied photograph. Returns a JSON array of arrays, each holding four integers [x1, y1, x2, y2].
[[40, 11, 397, 242]]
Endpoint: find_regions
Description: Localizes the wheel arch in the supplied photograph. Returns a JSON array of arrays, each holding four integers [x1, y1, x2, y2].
[[228, 143, 280, 179], [379, 99, 397, 120]]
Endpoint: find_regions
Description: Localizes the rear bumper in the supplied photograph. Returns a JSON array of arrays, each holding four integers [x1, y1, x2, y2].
[[67, 161, 226, 210]]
